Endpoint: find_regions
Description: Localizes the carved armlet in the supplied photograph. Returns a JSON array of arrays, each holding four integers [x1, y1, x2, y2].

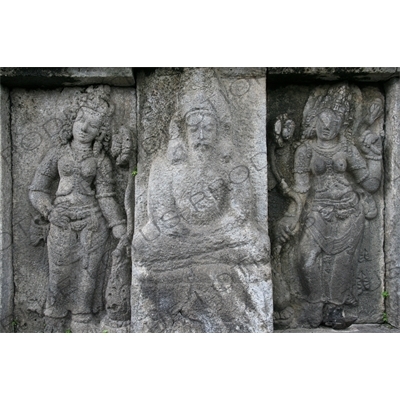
[[96, 192, 117, 199], [109, 220, 126, 229], [365, 154, 382, 161], [355, 169, 370, 184]]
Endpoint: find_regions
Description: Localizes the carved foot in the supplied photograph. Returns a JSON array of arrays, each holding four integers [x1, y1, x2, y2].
[[100, 316, 131, 333], [304, 302, 324, 328], [322, 305, 357, 330], [70, 313, 98, 333]]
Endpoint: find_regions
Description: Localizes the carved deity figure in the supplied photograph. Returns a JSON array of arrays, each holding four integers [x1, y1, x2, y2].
[[132, 69, 270, 332], [29, 86, 129, 332], [274, 84, 383, 329]]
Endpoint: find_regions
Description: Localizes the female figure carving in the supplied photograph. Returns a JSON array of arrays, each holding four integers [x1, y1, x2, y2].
[[275, 84, 383, 328], [29, 86, 128, 332]]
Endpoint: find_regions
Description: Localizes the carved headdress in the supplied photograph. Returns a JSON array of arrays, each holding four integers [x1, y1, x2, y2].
[[169, 68, 232, 139], [59, 85, 115, 153], [167, 68, 232, 162], [302, 83, 353, 139], [78, 85, 114, 121]]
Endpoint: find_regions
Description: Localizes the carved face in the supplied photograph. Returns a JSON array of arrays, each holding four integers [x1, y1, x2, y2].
[[282, 119, 295, 141], [72, 107, 103, 144], [186, 112, 217, 150], [315, 109, 342, 142]]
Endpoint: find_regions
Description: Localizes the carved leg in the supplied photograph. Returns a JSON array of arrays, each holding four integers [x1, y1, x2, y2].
[[72, 220, 109, 318], [45, 224, 74, 319], [298, 231, 323, 302], [297, 232, 324, 327]]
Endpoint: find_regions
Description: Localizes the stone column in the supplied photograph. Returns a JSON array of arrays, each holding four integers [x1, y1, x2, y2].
[[384, 77, 400, 328], [0, 84, 13, 332], [131, 68, 273, 332]]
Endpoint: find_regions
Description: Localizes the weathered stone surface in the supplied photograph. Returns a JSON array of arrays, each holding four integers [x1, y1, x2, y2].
[[268, 67, 399, 83], [0, 68, 135, 87], [131, 67, 273, 332], [11, 85, 136, 332], [0, 84, 13, 332], [268, 82, 385, 329], [384, 77, 400, 328]]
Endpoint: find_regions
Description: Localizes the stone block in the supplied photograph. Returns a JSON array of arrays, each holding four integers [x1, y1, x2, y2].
[[268, 67, 399, 84], [384, 77, 400, 328], [0, 68, 135, 87], [131, 67, 273, 332], [0, 84, 13, 332]]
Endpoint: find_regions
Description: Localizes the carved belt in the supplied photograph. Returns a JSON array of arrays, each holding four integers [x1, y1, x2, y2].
[[312, 192, 359, 220], [55, 203, 102, 231]]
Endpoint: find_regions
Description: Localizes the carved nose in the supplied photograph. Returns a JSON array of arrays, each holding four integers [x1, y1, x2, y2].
[[82, 120, 89, 132]]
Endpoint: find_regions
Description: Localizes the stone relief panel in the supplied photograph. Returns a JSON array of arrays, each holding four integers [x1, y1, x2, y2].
[[11, 85, 136, 332], [132, 68, 272, 332], [268, 82, 385, 329]]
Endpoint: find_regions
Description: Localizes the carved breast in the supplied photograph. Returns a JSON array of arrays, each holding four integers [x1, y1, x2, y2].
[[56, 154, 96, 197], [311, 154, 347, 176], [80, 158, 97, 180]]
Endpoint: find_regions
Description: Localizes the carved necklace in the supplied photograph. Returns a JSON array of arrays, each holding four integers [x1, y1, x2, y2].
[[69, 143, 94, 163], [311, 142, 342, 158]]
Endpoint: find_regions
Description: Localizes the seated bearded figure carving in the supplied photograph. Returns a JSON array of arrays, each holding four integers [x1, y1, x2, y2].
[[132, 70, 270, 332]]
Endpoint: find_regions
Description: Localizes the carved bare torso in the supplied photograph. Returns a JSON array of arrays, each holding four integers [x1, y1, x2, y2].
[[55, 147, 97, 206]]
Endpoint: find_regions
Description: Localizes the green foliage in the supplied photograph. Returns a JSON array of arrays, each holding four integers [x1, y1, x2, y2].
[[65, 329, 72, 333], [131, 169, 138, 177], [382, 291, 389, 298], [383, 312, 388, 323], [102, 330, 109, 333]]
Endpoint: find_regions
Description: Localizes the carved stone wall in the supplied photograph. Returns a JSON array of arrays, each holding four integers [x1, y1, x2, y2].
[[1, 67, 400, 332]]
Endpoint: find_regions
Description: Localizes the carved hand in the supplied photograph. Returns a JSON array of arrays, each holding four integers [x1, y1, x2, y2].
[[113, 233, 130, 263], [275, 215, 298, 244], [360, 130, 382, 156], [48, 204, 70, 229], [112, 224, 127, 239]]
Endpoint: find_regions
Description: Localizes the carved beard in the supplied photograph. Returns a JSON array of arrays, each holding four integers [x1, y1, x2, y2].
[[190, 143, 217, 163]]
